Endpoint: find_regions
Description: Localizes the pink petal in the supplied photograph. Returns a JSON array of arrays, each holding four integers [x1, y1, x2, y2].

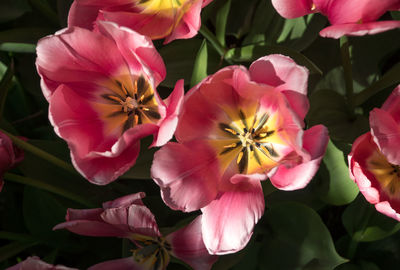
[[164, 0, 202, 44], [380, 85, 400, 123], [319, 20, 400, 39], [375, 201, 400, 222], [0, 131, 24, 188], [6, 256, 77, 270], [271, 0, 314, 19], [88, 257, 145, 270], [370, 108, 400, 165], [36, 27, 128, 100], [201, 180, 264, 254], [249, 54, 309, 96], [315, 0, 399, 25], [97, 21, 166, 85], [151, 141, 219, 212], [269, 125, 329, 190], [152, 79, 184, 147], [167, 216, 218, 270], [102, 192, 145, 209]]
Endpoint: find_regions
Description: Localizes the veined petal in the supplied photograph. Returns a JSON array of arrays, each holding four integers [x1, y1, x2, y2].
[[370, 108, 400, 165], [270, 125, 329, 190], [151, 141, 220, 212], [167, 216, 218, 270], [6, 256, 77, 270], [201, 180, 264, 255], [271, 0, 315, 19]]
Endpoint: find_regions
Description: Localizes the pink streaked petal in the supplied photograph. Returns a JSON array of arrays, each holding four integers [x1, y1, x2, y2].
[[319, 20, 400, 39], [164, 0, 202, 44], [68, 1, 99, 30], [370, 108, 400, 165], [249, 54, 309, 96], [54, 219, 129, 238], [6, 256, 77, 270], [152, 79, 184, 147], [281, 90, 310, 121], [66, 208, 104, 221], [102, 192, 145, 209], [270, 125, 329, 191], [151, 141, 219, 212], [201, 180, 264, 255], [36, 27, 128, 99], [381, 85, 400, 123], [101, 204, 160, 238], [271, 0, 314, 19], [167, 216, 218, 270], [88, 257, 145, 270], [375, 201, 400, 222], [348, 133, 380, 204], [315, 0, 398, 24], [71, 123, 158, 185], [97, 21, 166, 85], [232, 68, 275, 100]]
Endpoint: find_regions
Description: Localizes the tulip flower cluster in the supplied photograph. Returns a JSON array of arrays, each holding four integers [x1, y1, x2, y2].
[[1, 0, 399, 269]]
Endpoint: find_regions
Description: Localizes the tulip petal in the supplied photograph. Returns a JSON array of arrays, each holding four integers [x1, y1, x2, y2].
[[370, 108, 400, 165], [319, 20, 400, 39], [269, 125, 329, 190], [6, 256, 77, 270], [88, 257, 145, 270], [167, 216, 218, 270], [271, 0, 314, 19], [380, 85, 400, 123], [201, 180, 264, 254], [151, 141, 219, 212]]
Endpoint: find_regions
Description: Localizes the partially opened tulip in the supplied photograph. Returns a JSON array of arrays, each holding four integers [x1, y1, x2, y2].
[[6, 256, 77, 270], [68, 0, 213, 43], [151, 54, 329, 254], [0, 131, 24, 191], [36, 21, 183, 185], [54, 192, 217, 270], [271, 0, 400, 38], [349, 85, 400, 221]]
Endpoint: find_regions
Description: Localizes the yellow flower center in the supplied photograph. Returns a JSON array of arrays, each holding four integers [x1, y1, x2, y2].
[[367, 150, 400, 198], [131, 234, 171, 270]]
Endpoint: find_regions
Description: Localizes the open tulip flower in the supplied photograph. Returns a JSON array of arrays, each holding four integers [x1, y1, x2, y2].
[[6, 257, 77, 270], [151, 54, 329, 254], [68, 0, 213, 43], [271, 0, 400, 38], [0, 131, 24, 192], [54, 192, 217, 270], [36, 21, 183, 185], [349, 85, 400, 221]]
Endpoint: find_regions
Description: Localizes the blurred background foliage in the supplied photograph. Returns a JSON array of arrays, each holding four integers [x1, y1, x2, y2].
[[0, 0, 399, 269]]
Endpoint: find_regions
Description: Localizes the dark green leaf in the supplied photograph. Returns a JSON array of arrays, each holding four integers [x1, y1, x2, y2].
[[342, 196, 400, 242], [0, 43, 36, 53], [316, 140, 359, 205], [190, 39, 208, 87], [0, 241, 38, 263], [215, 0, 231, 46]]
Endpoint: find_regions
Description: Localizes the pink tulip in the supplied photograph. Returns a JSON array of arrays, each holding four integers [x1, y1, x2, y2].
[[0, 131, 24, 191], [271, 0, 400, 38], [349, 85, 400, 221], [68, 0, 213, 44], [6, 256, 77, 270], [36, 21, 183, 185], [54, 192, 217, 270], [151, 54, 329, 254]]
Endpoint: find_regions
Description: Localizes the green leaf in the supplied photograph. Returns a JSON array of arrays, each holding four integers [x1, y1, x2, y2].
[[215, 0, 231, 46], [159, 39, 219, 88], [315, 140, 359, 205], [227, 44, 322, 75], [342, 196, 400, 242], [190, 39, 208, 87], [0, 42, 36, 53], [0, 0, 31, 23], [0, 59, 14, 120], [307, 89, 369, 142], [259, 202, 347, 270]]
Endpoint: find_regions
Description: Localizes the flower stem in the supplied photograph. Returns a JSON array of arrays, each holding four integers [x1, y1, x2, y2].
[[199, 25, 233, 65], [340, 36, 355, 117], [4, 173, 95, 207], [0, 128, 77, 175]]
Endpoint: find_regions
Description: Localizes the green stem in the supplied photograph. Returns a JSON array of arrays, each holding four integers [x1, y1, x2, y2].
[[0, 129, 77, 175], [4, 173, 95, 207], [199, 25, 233, 64], [340, 36, 355, 116]]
